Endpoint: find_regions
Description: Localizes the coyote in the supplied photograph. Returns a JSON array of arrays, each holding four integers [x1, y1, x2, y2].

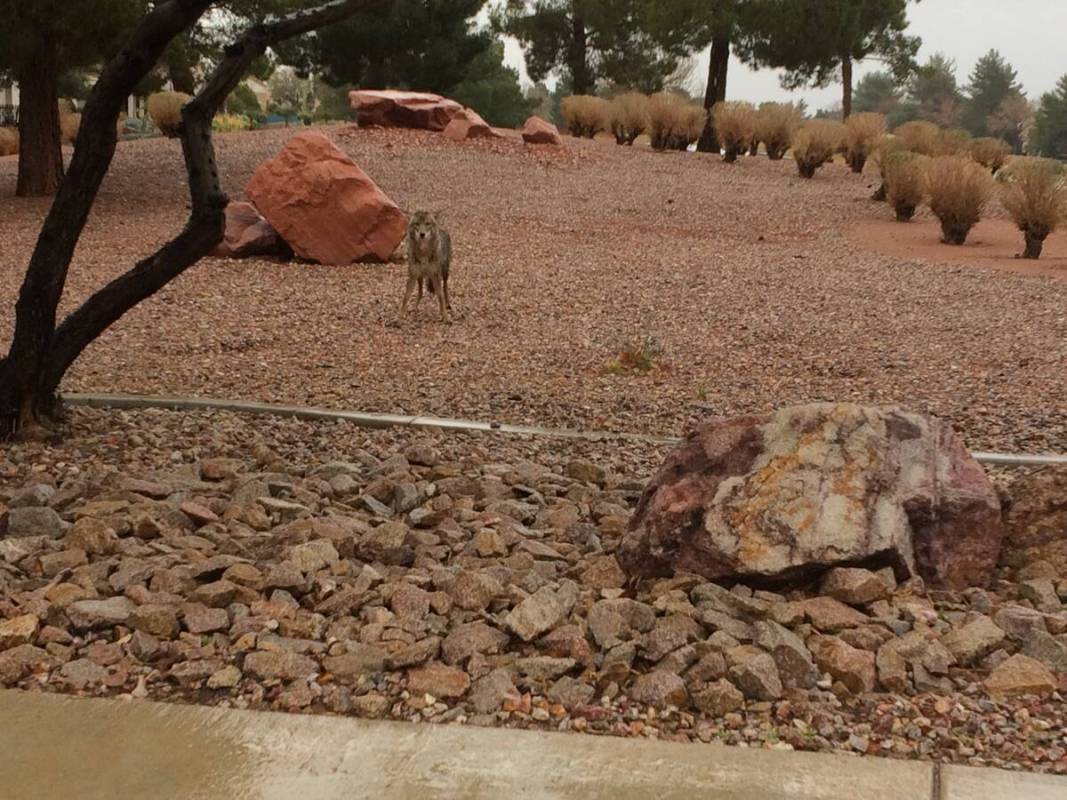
[[402, 211, 452, 322]]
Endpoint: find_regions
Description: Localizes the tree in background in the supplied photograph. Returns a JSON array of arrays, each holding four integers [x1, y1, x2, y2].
[[268, 68, 314, 123], [853, 71, 905, 123], [1030, 75, 1067, 159], [0, 0, 145, 196], [496, 0, 690, 97], [906, 53, 962, 127], [987, 93, 1033, 154], [449, 41, 535, 127], [280, 0, 529, 125], [738, 0, 919, 119], [0, 0, 389, 436], [960, 49, 1023, 139]]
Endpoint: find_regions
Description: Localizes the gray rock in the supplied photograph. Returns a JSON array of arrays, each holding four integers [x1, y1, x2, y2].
[[753, 621, 818, 689], [729, 652, 783, 700], [819, 568, 890, 605], [1020, 579, 1062, 613], [442, 622, 509, 665], [470, 668, 519, 713], [942, 615, 1006, 666], [504, 583, 576, 642], [67, 597, 136, 630], [547, 675, 596, 708], [629, 670, 688, 709], [6, 506, 66, 538], [244, 650, 318, 681], [323, 644, 389, 683], [1021, 630, 1067, 672], [692, 678, 744, 715]]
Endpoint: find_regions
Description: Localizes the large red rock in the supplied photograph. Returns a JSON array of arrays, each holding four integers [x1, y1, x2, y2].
[[521, 116, 563, 145], [443, 109, 499, 141], [619, 403, 1003, 590], [245, 132, 406, 264], [210, 201, 286, 259], [348, 90, 464, 131]]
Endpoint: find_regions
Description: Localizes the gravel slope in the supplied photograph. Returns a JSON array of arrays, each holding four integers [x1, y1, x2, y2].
[[1, 125, 1065, 454]]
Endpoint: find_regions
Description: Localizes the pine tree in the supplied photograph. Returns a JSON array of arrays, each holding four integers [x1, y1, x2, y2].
[[737, 0, 919, 119], [961, 49, 1023, 138], [1030, 75, 1067, 158], [906, 53, 962, 127]]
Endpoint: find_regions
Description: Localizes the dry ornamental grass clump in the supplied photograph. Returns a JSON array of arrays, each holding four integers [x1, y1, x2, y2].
[[647, 92, 704, 151], [869, 135, 907, 200], [969, 137, 1012, 174], [560, 95, 611, 138], [712, 101, 756, 162], [925, 155, 996, 245], [883, 151, 928, 221], [609, 92, 650, 145], [756, 102, 801, 160], [0, 127, 17, 156], [998, 157, 1067, 259], [844, 112, 887, 173], [792, 120, 844, 178], [939, 128, 971, 156], [894, 120, 943, 156], [148, 91, 192, 138]]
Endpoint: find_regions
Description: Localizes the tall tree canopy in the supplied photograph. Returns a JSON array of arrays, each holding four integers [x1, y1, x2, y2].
[[906, 53, 962, 127], [496, 0, 689, 95], [279, 0, 530, 125], [1030, 75, 1067, 158], [737, 0, 919, 119], [0, 0, 146, 196], [960, 49, 1023, 138]]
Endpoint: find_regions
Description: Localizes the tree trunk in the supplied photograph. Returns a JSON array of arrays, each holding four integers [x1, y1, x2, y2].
[[841, 55, 853, 120], [569, 15, 591, 95], [1, 0, 384, 438], [697, 33, 730, 153], [16, 39, 63, 197], [1022, 229, 1045, 259]]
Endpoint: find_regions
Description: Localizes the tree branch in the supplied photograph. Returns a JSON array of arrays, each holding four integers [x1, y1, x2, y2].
[[47, 0, 391, 396]]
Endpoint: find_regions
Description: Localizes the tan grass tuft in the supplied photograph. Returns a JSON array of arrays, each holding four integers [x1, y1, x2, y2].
[[844, 112, 887, 173], [925, 155, 996, 245], [792, 120, 845, 178], [609, 92, 650, 145], [148, 91, 192, 138], [883, 151, 928, 222], [712, 101, 756, 162], [560, 95, 611, 139], [998, 157, 1067, 258]]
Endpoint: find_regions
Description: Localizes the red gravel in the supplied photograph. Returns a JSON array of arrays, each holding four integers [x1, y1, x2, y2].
[[1, 125, 1065, 454]]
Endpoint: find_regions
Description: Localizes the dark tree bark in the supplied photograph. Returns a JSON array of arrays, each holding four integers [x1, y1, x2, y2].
[[697, 34, 730, 153], [0, 0, 389, 437], [16, 39, 63, 197], [569, 14, 591, 95], [841, 55, 853, 119]]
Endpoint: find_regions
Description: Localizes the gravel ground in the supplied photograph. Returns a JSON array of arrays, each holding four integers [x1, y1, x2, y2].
[[1, 125, 1065, 455], [2, 407, 1066, 774]]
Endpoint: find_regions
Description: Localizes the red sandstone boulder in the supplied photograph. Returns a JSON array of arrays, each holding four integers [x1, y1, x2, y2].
[[521, 115, 563, 145], [443, 109, 499, 141], [245, 132, 406, 264], [619, 403, 1003, 590], [348, 90, 464, 131], [210, 201, 285, 259]]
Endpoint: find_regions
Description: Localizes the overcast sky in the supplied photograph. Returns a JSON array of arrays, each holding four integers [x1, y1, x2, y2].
[[499, 0, 1067, 111]]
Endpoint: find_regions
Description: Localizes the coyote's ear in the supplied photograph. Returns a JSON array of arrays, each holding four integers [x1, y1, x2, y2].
[[433, 209, 446, 222]]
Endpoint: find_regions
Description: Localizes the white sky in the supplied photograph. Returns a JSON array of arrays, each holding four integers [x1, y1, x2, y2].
[[498, 0, 1067, 111]]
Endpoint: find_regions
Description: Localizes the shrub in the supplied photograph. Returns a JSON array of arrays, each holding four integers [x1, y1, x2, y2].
[[925, 155, 996, 244], [969, 137, 1011, 173], [844, 112, 886, 173], [212, 113, 251, 133], [939, 128, 971, 155], [792, 120, 844, 178], [756, 102, 801, 160], [0, 127, 18, 156], [59, 112, 81, 145], [894, 120, 943, 156], [647, 92, 704, 151], [603, 333, 665, 374], [147, 91, 192, 138], [998, 157, 1067, 259], [712, 101, 756, 162], [883, 151, 928, 222], [560, 95, 609, 138], [609, 92, 649, 145]]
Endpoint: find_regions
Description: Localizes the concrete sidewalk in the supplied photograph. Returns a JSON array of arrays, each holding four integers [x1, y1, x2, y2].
[[0, 690, 1063, 800]]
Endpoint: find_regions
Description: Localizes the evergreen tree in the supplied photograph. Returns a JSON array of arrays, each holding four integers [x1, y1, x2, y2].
[[853, 71, 912, 126], [737, 0, 919, 119], [1030, 75, 1067, 158], [0, 0, 146, 196], [496, 0, 690, 95], [960, 49, 1023, 137], [906, 53, 962, 127], [449, 42, 536, 127]]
